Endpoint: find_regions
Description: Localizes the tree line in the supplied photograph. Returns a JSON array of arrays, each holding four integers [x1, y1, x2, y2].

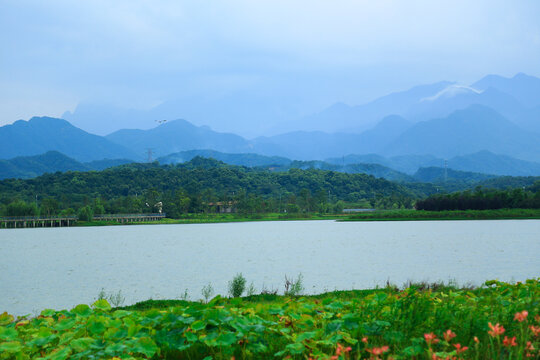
[[415, 183, 540, 211], [0, 158, 417, 218]]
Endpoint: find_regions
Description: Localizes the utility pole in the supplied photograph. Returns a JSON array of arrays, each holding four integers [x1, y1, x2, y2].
[[444, 159, 448, 183]]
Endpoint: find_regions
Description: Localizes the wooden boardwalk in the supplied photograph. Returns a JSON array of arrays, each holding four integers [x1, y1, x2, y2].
[[0, 216, 77, 229], [0, 213, 166, 229], [93, 213, 166, 223]]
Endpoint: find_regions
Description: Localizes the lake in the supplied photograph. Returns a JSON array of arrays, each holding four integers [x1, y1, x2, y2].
[[1, 219, 539, 315]]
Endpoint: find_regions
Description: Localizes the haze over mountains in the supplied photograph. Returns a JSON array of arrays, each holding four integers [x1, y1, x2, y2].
[[2, 73, 540, 180], [61, 72, 540, 136]]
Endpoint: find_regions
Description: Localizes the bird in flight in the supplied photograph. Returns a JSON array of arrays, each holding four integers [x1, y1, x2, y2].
[[155, 119, 167, 124]]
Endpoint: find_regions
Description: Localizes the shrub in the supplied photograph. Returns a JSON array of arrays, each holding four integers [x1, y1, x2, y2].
[[201, 283, 214, 303], [284, 273, 304, 296], [228, 273, 246, 298], [96, 288, 125, 307], [247, 282, 256, 296]]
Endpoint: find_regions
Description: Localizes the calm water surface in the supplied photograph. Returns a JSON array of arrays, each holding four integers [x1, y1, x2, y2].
[[1, 220, 539, 315]]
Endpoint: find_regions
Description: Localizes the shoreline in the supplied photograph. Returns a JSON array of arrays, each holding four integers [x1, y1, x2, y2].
[[76, 209, 540, 226], [343, 208, 540, 222], [3, 209, 539, 229]]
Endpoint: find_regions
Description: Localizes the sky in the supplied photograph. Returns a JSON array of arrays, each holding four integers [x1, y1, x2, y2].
[[1, 0, 540, 135]]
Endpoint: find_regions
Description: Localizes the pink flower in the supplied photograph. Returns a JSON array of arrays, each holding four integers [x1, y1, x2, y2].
[[514, 310, 529, 322], [529, 325, 540, 337], [443, 329, 456, 342], [424, 332, 439, 345], [503, 336, 517, 347], [454, 343, 468, 354], [488, 322, 505, 337], [366, 345, 389, 355]]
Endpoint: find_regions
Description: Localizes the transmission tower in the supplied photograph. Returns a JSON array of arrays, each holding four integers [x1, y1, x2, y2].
[[444, 159, 448, 182], [146, 148, 154, 163]]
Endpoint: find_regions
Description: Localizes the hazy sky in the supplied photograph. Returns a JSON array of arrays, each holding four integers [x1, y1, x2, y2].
[[1, 0, 540, 131]]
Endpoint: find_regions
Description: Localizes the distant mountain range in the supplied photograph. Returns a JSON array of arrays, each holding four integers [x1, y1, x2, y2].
[[59, 73, 540, 137], [382, 105, 540, 160], [0, 117, 138, 162], [292, 72, 540, 134], [326, 151, 540, 177], [106, 119, 257, 157], [0, 151, 132, 180], [3, 73, 540, 179], [3, 108, 540, 179], [102, 104, 540, 162]]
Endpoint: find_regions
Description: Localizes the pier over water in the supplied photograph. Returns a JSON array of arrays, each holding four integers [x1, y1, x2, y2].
[[0, 213, 166, 228], [0, 216, 77, 228]]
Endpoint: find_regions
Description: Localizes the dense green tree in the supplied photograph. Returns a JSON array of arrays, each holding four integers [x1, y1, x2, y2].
[[39, 197, 59, 216], [77, 205, 94, 221], [6, 200, 38, 217]]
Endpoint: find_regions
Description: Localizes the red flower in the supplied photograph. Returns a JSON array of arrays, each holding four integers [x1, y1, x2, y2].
[[454, 343, 468, 354], [473, 336, 479, 344], [335, 343, 352, 356], [362, 337, 368, 343], [366, 345, 389, 355], [503, 336, 517, 347], [530, 325, 540, 337], [514, 310, 529, 322], [424, 332, 439, 345], [444, 329, 456, 342], [488, 322, 505, 337]]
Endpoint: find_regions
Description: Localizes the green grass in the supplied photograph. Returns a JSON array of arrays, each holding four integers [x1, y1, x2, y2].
[[1, 280, 538, 359], [75, 213, 347, 227], [73, 209, 540, 228], [343, 208, 540, 222]]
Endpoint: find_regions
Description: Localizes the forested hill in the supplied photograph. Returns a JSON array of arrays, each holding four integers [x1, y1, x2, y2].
[[0, 151, 133, 180], [0, 158, 419, 216]]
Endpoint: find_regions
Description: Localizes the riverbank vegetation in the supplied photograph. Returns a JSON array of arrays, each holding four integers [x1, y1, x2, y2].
[[416, 185, 540, 211], [1, 279, 538, 359], [344, 208, 540, 221], [74, 213, 347, 226]]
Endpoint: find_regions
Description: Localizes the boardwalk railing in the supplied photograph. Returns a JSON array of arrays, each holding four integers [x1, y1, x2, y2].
[[0, 216, 77, 229], [0, 214, 166, 229], [92, 213, 166, 223], [0, 215, 78, 220]]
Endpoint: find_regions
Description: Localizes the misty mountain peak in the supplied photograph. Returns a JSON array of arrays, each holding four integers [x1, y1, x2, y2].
[[420, 85, 482, 102]]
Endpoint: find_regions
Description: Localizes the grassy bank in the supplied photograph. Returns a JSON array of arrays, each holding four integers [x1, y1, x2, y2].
[[343, 208, 540, 221], [72, 209, 540, 227], [1, 280, 538, 359], [75, 213, 347, 227]]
